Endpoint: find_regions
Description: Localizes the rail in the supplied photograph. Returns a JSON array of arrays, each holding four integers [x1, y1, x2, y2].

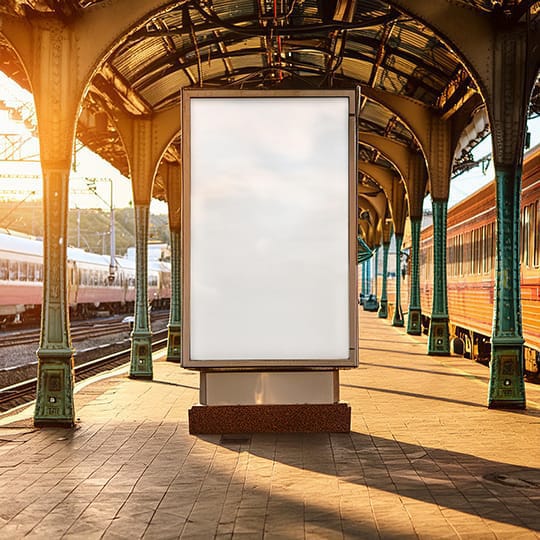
[[0, 311, 169, 348]]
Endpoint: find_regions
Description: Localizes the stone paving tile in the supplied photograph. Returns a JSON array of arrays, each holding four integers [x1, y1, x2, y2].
[[0, 314, 538, 538]]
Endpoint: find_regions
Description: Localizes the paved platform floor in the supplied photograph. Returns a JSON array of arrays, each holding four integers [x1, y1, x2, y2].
[[0, 311, 539, 539]]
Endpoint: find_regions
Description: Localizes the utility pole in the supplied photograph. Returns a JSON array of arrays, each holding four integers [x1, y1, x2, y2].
[[86, 177, 116, 281], [109, 178, 116, 281]]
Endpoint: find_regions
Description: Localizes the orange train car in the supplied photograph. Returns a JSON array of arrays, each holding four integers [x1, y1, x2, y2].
[[419, 145, 540, 376]]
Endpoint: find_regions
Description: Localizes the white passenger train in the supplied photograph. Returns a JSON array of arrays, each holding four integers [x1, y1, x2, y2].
[[0, 230, 171, 324]]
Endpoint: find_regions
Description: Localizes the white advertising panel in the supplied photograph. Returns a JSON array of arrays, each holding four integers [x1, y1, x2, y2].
[[182, 89, 357, 367]]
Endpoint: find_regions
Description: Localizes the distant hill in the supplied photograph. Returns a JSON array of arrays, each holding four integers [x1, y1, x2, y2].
[[0, 201, 169, 256]]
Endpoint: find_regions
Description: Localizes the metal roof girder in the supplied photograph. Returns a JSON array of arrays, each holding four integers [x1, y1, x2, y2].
[[383, 0, 494, 102]]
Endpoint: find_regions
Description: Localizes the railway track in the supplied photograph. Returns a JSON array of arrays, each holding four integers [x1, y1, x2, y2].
[[0, 311, 169, 348], [0, 329, 168, 413]]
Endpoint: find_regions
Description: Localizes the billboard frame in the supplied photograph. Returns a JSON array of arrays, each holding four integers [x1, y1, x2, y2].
[[181, 88, 358, 369]]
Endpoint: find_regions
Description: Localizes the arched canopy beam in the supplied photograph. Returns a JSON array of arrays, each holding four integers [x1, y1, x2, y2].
[[357, 161, 406, 237], [358, 184, 387, 228], [360, 132, 427, 219], [358, 195, 380, 249], [115, 106, 180, 204]]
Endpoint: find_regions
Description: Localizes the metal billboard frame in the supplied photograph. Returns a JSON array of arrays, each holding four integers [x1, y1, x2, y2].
[[181, 88, 358, 369]]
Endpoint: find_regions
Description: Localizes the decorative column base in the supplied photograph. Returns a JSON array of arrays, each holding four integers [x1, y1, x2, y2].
[[488, 340, 526, 409], [428, 317, 450, 355], [129, 332, 153, 379], [378, 299, 388, 318], [407, 308, 422, 335], [166, 323, 181, 363], [34, 348, 75, 428], [189, 403, 351, 434], [392, 305, 404, 327]]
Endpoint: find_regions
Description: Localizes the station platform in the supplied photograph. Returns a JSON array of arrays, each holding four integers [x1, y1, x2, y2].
[[0, 311, 539, 539]]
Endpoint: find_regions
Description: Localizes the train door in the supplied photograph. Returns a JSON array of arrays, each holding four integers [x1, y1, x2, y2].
[[68, 260, 79, 308]]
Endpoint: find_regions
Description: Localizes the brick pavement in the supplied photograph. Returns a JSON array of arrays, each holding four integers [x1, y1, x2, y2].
[[0, 311, 539, 539]]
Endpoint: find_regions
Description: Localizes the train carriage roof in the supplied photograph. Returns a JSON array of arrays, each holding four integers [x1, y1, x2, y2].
[[67, 247, 112, 267], [0, 231, 42, 257]]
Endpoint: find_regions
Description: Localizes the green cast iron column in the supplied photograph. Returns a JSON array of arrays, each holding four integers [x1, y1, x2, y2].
[[130, 204, 153, 379], [373, 247, 379, 300], [34, 168, 75, 427], [407, 217, 422, 335], [167, 228, 181, 362], [361, 261, 367, 298], [392, 234, 404, 327], [378, 241, 389, 318], [489, 165, 525, 408], [428, 199, 450, 355], [365, 258, 371, 295]]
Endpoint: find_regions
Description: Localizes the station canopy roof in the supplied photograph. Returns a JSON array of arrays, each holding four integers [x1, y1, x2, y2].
[[0, 0, 538, 202]]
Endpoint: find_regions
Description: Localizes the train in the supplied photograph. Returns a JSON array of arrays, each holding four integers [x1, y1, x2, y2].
[[0, 230, 171, 325], [419, 144, 540, 377]]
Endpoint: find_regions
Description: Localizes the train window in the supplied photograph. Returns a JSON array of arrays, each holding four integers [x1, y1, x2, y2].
[[482, 225, 488, 274], [35, 264, 43, 282], [9, 261, 17, 280], [472, 229, 477, 275], [479, 227, 483, 274], [521, 205, 530, 266], [446, 238, 452, 277], [469, 231, 474, 275], [449, 236, 456, 277], [481, 225, 489, 274], [533, 201, 540, 267], [485, 225, 491, 273], [479, 228, 483, 274], [0, 259, 7, 280], [470, 231, 475, 275], [528, 203, 535, 268], [463, 232, 469, 275], [18, 262, 28, 281], [472, 229, 476, 274], [487, 223, 495, 272], [28, 263, 35, 281], [450, 236, 455, 277], [455, 235, 460, 276], [427, 245, 433, 283], [521, 202, 538, 268]]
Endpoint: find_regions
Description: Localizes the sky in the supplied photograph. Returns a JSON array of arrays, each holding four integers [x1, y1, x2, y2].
[[0, 71, 159, 213], [447, 113, 540, 208]]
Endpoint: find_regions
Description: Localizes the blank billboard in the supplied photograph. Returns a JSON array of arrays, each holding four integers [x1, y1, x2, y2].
[[182, 89, 357, 368]]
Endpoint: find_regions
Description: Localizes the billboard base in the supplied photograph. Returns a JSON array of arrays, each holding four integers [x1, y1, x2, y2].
[[188, 402, 351, 434]]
